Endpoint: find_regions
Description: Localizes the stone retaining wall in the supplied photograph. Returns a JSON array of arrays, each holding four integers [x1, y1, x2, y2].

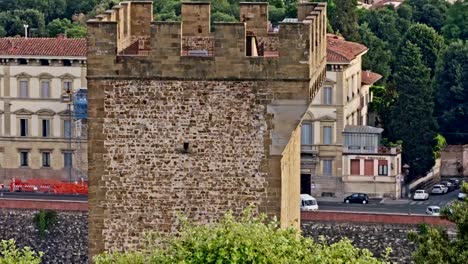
[[301, 221, 417, 264], [0, 209, 88, 264], [0, 208, 450, 263]]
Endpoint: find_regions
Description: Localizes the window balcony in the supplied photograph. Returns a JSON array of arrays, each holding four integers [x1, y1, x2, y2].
[[301, 144, 319, 154]]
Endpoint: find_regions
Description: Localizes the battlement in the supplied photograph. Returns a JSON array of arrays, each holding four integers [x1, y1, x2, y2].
[[87, 1, 327, 81]]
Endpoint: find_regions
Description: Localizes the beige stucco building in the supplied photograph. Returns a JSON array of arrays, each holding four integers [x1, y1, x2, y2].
[[0, 37, 88, 184], [301, 35, 403, 198]]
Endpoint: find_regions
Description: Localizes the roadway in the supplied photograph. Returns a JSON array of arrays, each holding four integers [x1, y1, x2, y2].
[[0, 191, 87, 201], [317, 189, 460, 215]]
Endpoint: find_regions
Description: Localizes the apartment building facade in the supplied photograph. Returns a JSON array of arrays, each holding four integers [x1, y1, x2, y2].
[[301, 35, 403, 198], [0, 37, 87, 184]]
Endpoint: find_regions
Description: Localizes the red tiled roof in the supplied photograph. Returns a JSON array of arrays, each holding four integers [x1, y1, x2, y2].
[[361, 70, 382, 85], [327, 35, 368, 63], [0, 38, 86, 57]]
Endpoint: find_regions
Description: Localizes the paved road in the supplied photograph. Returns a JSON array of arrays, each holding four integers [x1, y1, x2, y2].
[[318, 189, 460, 215], [0, 192, 87, 201]]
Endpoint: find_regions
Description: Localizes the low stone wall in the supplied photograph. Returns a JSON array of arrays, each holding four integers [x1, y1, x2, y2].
[[301, 221, 416, 264], [0, 207, 455, 263], [0, 209, 88, 264]]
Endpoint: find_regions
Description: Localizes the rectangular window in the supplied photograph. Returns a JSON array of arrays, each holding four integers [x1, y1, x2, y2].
[[378, 160, 389, 176], [351, 159, 360, 175], [42, 119, 50, 137], [323, 160, 333, 175], [63, 80, 73, 91], [20, 152, 28, 167], [323, 87, 332, 105], [42, 152, 51, 167], [323, 126, 332, 144], [20, 119, 28, 137], [19, 80, 28, 98], [301, 123, 313, 145], [364, 160, 374, 176], [63, 120, 72, 138], [41, 81, 50, 98], [64, 152, 72, 168]]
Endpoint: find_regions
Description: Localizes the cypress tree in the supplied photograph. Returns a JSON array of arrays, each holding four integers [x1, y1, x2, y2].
[[389, 41, 437, 179]]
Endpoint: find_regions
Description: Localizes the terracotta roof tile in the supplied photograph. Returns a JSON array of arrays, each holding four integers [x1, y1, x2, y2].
[[361, 70, 382, 85], [327, 35, 368, 63], [0, 37, 86, 57]]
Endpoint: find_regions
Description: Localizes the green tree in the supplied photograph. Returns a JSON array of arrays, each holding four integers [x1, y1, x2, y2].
[[94, 209, 390, 263], [13, 9, 47, 36], [0, 12, 24, 37], [409, 183, 468, 263], [358, 7, 405, 55], [358, 23, 392, 83], [369, 84, 398, 132], [329, 0, 359, 40], [400, 23, 445, 75], [434, 41, 468, 144], [47, 18, 72, 37], [389, 41, 437, 179], [405, 0, 449, 32], [269, 5, 286, 25], [442, 0, 468, 41]]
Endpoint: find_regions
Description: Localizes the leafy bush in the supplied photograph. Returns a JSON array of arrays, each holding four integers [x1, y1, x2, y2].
[[95, 208, 390, 264], [33, 209, 57, 238], [0, 239, 42, 264]]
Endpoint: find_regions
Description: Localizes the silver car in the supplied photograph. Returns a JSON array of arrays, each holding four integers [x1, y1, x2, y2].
[[426, 206, 441, 216]]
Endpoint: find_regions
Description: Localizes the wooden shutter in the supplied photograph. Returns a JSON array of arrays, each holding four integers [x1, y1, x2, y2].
[[364, 160, 374, 176], [351, 159, 360, 175]]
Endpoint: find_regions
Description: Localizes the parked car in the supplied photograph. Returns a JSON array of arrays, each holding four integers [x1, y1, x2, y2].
[[431, 184, 447, 195], [458, 191, 467, 201], [344, 193, 369, 204], [425, 206, 441, 216], [440, 181, 455, 192], [413, 190, 429, 200], [300, 194, 318, 211], [448, 179, 460, 189]]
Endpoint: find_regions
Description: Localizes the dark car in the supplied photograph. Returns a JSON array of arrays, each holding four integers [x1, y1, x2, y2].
[[344, 193, 369, 204], [440, 181, 456, 192], [448, 179, 460, 189]]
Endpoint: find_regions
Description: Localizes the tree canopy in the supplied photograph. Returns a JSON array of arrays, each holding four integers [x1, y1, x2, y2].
[[388, 41, 437, 178]]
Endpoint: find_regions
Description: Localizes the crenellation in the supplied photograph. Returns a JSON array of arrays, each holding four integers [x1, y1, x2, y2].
[[239, 2, 269, 37], [181, 2, 211, 37]]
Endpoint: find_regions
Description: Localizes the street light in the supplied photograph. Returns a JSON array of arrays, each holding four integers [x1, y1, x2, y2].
[[66, 88, 73, 183], [403, 164, 411, 214]]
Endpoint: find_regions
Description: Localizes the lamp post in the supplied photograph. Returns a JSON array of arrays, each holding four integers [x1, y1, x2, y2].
[[403, 164, 411, 214], [66, 88, 72, 183]]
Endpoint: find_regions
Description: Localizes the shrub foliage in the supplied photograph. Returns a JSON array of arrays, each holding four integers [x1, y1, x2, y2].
[[95, 208, 390, 264]]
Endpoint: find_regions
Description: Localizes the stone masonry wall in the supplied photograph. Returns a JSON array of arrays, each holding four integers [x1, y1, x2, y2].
[[98, 80, 272, 251]]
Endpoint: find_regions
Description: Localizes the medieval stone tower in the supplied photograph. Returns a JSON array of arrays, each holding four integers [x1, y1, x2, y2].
[[87, 0, 326, 256]]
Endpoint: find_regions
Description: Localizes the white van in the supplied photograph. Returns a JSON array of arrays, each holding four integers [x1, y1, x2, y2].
[[300, 194, 318, 211]]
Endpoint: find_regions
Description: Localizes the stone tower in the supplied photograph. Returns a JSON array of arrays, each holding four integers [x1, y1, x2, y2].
[[87, 0, 327, 256]]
